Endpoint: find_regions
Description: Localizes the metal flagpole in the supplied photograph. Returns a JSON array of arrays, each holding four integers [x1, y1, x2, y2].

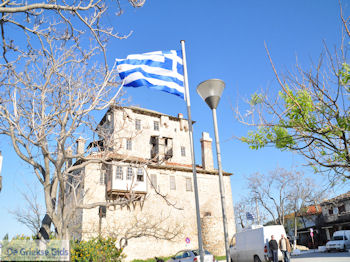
[[180, 40, 205, 262]]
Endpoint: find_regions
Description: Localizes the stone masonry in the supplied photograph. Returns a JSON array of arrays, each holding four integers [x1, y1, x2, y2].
[[72, 106, 236, 260]]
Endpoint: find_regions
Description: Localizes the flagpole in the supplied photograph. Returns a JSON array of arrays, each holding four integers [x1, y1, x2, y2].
[[180, 40, 204, 262]]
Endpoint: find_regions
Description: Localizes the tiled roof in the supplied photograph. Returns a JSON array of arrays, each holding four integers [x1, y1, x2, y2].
[[306, 205, 322, 215], [321, 191, 350, 205], [87, 152, 233, 176], [284, 205, 322, 219]]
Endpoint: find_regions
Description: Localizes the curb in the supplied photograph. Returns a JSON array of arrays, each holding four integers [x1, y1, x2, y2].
[[291, 249, 321, 256]]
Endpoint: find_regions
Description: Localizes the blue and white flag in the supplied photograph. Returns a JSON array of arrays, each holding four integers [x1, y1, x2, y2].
[[116, 50, 185, 99]]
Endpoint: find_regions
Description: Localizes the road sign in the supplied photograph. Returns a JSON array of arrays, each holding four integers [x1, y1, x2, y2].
[[246, 212, 254, 221]]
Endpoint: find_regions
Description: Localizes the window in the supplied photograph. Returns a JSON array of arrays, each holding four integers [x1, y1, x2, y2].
[[328, 208, 333, 215], [150, 136, 159, 159], [164, 137, 173, 160], [135, 119, 141, 130], [150, 174, 157, 188], [175, 252, 185, 259], [99, 170, 105, 185], [186, 177, 192, 192], [181, 146, 186, 157], [154, 121, 159, 131], [183, 252, 191, 258], [137, 168, 144, 182], [126, 167, 133, 180], [98, 206, 106, 218], [339, 205, 346, 214], [126, 139, 132, 150], [170, 176, 176, 190], [115, 166, 123, 180]]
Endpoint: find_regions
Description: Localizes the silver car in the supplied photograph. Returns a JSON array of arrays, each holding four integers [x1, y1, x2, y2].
[[168, 250, 216, 262]]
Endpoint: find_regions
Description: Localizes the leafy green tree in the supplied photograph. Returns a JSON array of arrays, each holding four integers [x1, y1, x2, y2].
[[240, 9, 350, 182]]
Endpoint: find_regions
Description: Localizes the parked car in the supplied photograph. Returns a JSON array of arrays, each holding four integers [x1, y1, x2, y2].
[[230, 225, 286, 262], [326, 230, 350, 252], [168, 249, 216, 262]]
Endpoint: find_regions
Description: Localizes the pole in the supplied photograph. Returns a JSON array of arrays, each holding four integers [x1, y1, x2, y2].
[[180, 40, 204, 262], [255, 198, 260, 225], [0, 151, 2, 192], [212, 108, 230, 262]]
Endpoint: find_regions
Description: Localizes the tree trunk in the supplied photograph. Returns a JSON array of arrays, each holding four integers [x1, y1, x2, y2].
[[293, 214, 297, 250], [38, 214, 52, 240]]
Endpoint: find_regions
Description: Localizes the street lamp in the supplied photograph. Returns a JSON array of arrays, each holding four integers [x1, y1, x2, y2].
[[197, 79, 230, 262]]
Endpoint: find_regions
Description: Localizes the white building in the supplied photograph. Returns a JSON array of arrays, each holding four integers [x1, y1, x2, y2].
[[72, 106, 236, 260]]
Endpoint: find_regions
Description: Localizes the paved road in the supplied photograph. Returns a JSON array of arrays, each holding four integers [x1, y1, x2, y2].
[[291, 251, 350, 262]]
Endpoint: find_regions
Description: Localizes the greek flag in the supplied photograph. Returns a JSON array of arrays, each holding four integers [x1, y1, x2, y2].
[[116, 50, 185, 99]]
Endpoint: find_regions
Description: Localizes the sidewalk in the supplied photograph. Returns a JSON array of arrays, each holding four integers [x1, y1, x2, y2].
[[292, 248, 322, 256]]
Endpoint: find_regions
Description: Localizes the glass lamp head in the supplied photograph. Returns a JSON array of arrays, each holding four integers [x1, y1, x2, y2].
[[196, 79, 225, 109]]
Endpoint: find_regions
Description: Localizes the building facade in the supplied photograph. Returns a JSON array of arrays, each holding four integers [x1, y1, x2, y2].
[[283, 192, 350, 248], [284, 205, 323, 248], [72, 106, 236, 260], [320, 191, 350, 241]]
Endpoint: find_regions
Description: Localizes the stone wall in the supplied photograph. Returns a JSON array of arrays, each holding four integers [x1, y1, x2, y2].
[[79, 164, 236, 261], [73, 106, 236, 260], [110, 107, 192, 166]]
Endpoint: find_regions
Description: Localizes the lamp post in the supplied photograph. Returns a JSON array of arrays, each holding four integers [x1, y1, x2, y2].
[[196, 79, 230, 262], [0, 151, 3, 192]]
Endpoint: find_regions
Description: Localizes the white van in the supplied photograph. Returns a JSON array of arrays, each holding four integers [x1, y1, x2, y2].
[[230, 225, 287, 262], [326, 230, 350, 252]]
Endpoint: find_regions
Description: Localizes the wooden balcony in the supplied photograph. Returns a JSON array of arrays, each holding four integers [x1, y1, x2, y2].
[[106, 165, 147, 196]]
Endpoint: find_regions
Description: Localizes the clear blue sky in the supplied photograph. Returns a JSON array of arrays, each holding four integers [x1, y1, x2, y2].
[[1, 0, 349, 238]]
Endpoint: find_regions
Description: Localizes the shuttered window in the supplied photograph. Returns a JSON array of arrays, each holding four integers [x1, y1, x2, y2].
[[181, 146, 186, 157], [135, 119, 141, 130], [186, 177, 192, 192], [115, 166, 123, 180], [126, 139, 132, 150], [154, 121, 159, 131], [170, 176, 176, 190], [150, 174, 157, 189], [126, 167, 133, 180]]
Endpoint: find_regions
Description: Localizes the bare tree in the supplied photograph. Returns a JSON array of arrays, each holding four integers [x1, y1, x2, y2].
[[285, 171, 326, 249], [0, 1, 144, 66], [247, 168, 294, 226], [234, 197, 267, 229], [9, 185, 45, 235], [234, 199, 250, 230], [0, 1, 149, 239], [0, 45, 125, 239], [246, 167, 325, 243], [105, 213, 183, 249]]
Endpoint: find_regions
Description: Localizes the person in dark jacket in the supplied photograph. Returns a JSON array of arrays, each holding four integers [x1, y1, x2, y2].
[[269, 235, 278, 262]]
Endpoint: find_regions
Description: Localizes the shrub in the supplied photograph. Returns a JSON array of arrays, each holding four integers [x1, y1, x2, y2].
[[71, 237, 125, 262]]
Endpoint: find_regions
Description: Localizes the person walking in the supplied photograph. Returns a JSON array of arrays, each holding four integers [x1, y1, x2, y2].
[[279, 234, 291, 262], [269, 235, 278, 262]]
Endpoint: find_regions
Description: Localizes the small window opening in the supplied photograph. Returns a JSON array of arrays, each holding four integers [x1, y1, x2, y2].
[[126, 167, 133, 180], [137, 168, 144, 182]]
